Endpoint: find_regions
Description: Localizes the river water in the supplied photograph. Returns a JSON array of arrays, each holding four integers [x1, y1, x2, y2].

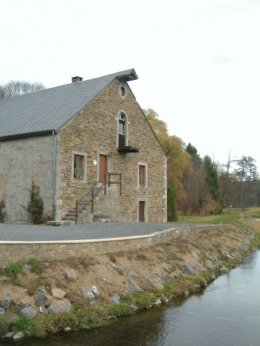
[[4, 250, 260, 346]]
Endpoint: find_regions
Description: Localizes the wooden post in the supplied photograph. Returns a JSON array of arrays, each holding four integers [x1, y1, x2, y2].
[[108, 172, 111, 187], [91, 186, 94, 213], [104, 173, 107, 196], [75, 201, 78, 224], [120, 173, 122, 196]]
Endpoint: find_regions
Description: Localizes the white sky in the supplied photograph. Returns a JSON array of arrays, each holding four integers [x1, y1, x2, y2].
[[1, 0, 260, 171]]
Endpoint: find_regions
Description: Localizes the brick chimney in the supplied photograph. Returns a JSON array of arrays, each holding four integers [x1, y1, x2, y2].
[[72, 76, 83, 83]]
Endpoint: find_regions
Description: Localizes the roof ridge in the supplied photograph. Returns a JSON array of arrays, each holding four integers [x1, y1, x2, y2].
[[0, 68, 137, 104]]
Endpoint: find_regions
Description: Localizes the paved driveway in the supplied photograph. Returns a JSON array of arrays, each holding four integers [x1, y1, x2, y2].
[[0, 222, 193, 241]]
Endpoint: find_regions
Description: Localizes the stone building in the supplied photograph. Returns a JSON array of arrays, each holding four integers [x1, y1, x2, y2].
[[0, 69, 167, 224]]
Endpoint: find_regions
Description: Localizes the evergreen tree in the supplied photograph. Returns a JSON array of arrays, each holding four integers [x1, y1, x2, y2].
[[203, 156, 221, 202], [186, 143, 202, 164]]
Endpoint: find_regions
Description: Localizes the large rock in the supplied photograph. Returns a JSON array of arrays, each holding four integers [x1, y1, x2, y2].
[[91, 286, 99, 298], [112, 264, 124, 275], [47, 299, 71, 314], [61, 269, 77, 280], [20, 305, 37, 319], [102, 278, 113, 286], [35, 288, 52, 307], [206, 261, 216, 270], [52, 288, 66, 300], [80, 288, 95, 301], [220, 266, 229, 274], [13, 332, 25, 341], [0, 293, 12, 309], [111, 295, 120, 305], [4, 332, 15, 339], [128, 279, 143, 292], [180, 264, 197, 275], [80, 286, 100, 301]]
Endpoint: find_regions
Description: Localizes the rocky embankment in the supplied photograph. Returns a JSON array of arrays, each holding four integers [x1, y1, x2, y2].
[[0, 222, 257, 341]]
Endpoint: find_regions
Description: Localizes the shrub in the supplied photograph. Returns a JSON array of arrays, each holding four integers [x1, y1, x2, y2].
[[26, 181, 43, 224], [167, 186, 178, 221], [0, 200, 6, 223]]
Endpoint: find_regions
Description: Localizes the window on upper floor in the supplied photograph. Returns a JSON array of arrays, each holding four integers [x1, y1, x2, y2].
[[119, 85, 127, 99], [118, 112, 127, 149]]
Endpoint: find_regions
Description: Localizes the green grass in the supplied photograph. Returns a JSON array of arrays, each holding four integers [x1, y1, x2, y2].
[[179, 209, 241, 225], [110, 303, 135, 317], [0, 258, 42, 286], [120, 292, 157, 310], [26, 258, 42, 274], [0, 261, 24, 285], [243, 208, 260, 219]]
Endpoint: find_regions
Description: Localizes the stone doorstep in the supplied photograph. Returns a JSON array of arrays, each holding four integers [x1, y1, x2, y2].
[[47, 221, 75, 226], [94, 218, 111, 223]]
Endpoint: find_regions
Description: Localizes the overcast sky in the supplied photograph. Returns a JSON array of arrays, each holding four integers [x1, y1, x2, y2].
[[1, 0, 260, 171]]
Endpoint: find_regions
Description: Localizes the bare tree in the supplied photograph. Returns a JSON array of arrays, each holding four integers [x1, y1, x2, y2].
[[219, 155, 260, 209], [220, 153, 233, 207], [234, 156, 258, 209], [0, 80, 45, 99]]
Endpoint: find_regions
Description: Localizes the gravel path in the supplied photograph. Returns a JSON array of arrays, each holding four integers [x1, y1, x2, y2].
[[0, 222, 195, 241]]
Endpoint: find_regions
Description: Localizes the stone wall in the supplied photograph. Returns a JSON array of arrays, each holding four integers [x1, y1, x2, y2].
[[57, 79, 167, 223], [0, 136, 55, 222], [0, 225, 222, 264]]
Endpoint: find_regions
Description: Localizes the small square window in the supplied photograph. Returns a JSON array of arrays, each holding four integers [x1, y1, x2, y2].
[[74, 154, 85, 180]]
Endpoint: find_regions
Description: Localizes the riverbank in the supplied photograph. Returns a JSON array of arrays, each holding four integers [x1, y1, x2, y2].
[[0, 219, 259, 341]]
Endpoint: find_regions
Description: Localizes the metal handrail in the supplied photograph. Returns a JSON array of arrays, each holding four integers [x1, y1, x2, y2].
[[75, 181, 103, 224], [105, 172, 122, 195], [75, 172, 122, 224]]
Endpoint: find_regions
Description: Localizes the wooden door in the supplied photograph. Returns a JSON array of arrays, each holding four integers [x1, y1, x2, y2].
[[99, 154, 107, 183], [139, 201, 146, 222]]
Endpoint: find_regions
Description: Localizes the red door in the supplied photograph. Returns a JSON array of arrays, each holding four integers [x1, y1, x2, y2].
[[99, 154, 107, 183]]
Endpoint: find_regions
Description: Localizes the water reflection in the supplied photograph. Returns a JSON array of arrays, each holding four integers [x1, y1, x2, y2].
[[3, 251, 260, 346]]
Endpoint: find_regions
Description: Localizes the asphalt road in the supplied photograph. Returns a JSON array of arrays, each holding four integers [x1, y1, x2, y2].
[[0, 222, 193, 241]]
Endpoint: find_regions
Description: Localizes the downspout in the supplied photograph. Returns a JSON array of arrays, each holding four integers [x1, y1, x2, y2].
[[52, 130, 57, 221]]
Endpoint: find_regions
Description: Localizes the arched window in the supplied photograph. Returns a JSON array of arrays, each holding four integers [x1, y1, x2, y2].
[[118, 112, 127, 149], [119, 84, 127, 99]]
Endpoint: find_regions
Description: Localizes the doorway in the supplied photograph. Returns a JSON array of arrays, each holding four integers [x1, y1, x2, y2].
[[139, 201, 146, 222]]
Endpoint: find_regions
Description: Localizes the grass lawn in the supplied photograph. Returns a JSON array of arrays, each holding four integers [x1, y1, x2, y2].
[[179, 209, 247, 225]]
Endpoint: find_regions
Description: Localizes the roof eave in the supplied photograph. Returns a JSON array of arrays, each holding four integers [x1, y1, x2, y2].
[[0, 130, 57, 142], [116, 69, 138, 82]]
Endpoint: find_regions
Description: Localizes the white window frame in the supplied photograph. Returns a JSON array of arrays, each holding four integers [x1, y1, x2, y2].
[[71, 151, 87, 183], [137, 162, 148, 188]]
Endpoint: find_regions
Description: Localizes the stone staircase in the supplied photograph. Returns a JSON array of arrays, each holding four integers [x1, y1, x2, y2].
[[62, 183, 120, 224]]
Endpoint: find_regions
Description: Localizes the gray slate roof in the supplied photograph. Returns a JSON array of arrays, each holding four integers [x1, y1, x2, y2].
[[0, 69, 137, 140]]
